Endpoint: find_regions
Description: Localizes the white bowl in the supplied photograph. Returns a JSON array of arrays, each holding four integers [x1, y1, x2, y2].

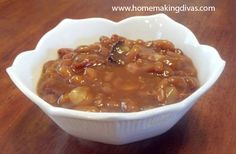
[[6, 14, 225, 145]]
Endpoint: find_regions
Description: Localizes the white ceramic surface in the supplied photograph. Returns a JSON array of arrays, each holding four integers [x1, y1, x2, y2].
[[6, 14, 225, 145]]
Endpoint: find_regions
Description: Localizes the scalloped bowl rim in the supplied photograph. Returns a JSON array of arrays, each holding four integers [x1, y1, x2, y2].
[[6, 14, 225, 121]]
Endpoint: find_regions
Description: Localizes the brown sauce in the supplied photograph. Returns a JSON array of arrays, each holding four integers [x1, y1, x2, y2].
[[37, 34, 199, 112]]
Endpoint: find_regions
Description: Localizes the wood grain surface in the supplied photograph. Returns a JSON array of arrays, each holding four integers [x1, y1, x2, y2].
[[0, 0, 235, 153]]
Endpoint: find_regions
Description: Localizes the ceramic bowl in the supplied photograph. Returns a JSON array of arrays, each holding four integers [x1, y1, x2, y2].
[[6, 14, 225, 145]]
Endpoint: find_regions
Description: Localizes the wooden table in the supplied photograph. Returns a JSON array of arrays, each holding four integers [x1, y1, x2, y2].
[[1, 0, 235, 153]]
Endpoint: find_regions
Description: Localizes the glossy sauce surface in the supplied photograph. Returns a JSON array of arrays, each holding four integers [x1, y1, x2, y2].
[[37, 35, 199, 112]]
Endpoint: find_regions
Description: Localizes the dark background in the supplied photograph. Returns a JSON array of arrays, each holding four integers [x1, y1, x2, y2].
[[0, 0, 235, 153]]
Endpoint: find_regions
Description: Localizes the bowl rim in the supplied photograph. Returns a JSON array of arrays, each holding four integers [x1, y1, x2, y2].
[[6, 13, 226, 121]]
